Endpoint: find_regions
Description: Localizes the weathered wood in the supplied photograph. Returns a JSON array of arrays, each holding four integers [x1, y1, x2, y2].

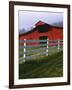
[[19, 43, 48, 49], [19, 40, 47, 43]]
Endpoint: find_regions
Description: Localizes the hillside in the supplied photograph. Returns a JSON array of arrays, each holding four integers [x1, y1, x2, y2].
[[19, 51, 63, 79]]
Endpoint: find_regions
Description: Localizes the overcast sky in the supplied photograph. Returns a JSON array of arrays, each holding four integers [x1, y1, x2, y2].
[[18, 10, 63, 31]]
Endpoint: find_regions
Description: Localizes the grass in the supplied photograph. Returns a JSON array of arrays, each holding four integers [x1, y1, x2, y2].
[[19, 51, 63, 79]]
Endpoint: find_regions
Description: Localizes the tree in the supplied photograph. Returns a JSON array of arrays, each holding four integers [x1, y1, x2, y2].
[[52, 21, 63, 27], [19, 28, 26, 35]]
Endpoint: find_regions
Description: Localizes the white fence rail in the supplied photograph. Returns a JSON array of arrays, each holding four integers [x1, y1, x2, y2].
[[19, 39, 63, 63]]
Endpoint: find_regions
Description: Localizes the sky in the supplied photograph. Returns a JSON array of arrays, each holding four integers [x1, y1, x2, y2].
[[18, 10, 63, 31]]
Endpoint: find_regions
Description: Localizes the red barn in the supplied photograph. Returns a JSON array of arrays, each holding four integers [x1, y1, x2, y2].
[[19, 21, 63, 45]]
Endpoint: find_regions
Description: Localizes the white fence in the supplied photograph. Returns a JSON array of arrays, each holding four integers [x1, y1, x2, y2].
[[19, 39, 63, 63]]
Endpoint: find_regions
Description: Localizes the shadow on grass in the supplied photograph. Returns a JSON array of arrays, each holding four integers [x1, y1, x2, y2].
[[19, 51, 63, 79]]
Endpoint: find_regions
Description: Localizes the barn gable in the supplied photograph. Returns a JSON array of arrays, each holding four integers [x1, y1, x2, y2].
[[36, 21, 52, 33]]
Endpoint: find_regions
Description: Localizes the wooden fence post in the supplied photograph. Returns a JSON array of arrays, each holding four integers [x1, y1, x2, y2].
[[46, 39, 48, 56], [58, 39, 60, 52], [24, 39, 26, 62]]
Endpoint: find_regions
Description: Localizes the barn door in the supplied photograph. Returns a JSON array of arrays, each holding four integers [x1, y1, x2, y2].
[[39, 36, 47, 45]]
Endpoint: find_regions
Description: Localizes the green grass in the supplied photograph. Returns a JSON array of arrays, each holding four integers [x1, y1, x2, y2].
[[19, 51, 63, 79]]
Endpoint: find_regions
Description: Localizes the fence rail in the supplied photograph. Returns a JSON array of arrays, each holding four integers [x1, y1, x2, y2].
[[19, 40, 47, 43], [19, 52, 48, 61], [19, 39, 63, 43], [19, 39, 63, 63], [19, 47, 48, 55], [19, 43, 48, 49]]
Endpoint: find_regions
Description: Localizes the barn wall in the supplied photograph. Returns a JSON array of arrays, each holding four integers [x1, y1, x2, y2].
[[19, 27, 63, 45]]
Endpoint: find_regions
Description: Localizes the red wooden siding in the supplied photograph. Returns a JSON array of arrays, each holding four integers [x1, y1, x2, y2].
[[19, 21, 63, 45]]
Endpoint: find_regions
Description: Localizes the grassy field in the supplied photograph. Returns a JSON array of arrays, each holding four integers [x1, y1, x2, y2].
[[19, 51, 63, 79]]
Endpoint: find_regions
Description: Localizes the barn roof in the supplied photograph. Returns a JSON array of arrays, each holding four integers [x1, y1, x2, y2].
[[35, 21, 46, 26], [19, 21, 63, 37]]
